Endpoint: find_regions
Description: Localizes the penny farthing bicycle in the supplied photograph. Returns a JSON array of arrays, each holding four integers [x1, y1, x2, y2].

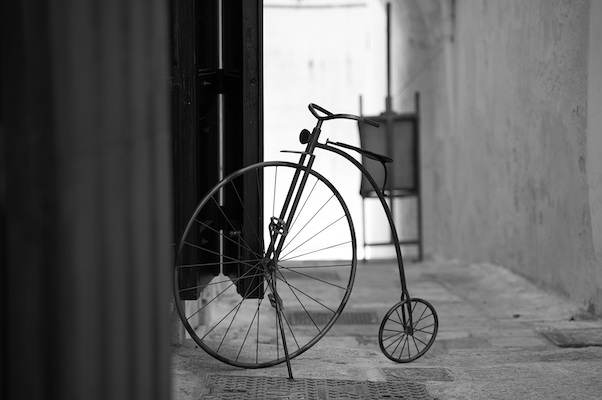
[[173, 103, 438, 379]]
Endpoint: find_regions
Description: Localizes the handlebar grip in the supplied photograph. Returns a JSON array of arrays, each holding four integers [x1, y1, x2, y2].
[[308, 103, 380, 127], [308, 103, 334, 119]]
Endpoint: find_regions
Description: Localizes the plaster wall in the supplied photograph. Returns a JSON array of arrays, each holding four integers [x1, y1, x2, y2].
[[585, 0, 602, 311], [388, 0, 451, 259], [427, 0, 602, 313], [263, 1, 389, 258]]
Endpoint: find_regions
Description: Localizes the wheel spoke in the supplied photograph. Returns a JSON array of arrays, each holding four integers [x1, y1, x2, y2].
[[202, 274, 267, 345], [281, 215, 346, 260], [395, 306, 406, 327], [411, 334, 429, 348], [276, 272, 328, 333], [277, 266, 349, 290], [228, 179, 263, 254], [237, 298, 263, 362], [216, 302, 244, 352], [382, 330, 404, 345], [177, 258, 260, 269], [173, 162, 356, 368], [273, 277, 338, 314], [268, 281, 302, 351], [281, 194, 335, 255], [284, 262, 352, 269], [181, 263, 263, 320], [191, 214, 262, 260], [392, 332, 408, 356], [412, 305, 429, 328], [183, 240, 261, 270], [378, 299, 438, 363], [280, 240, 352, 262], [209, 196, 261, 259], [287, 176, 320, 233], [272, 166, 278, 218], [413, 323, 436, 333], [178, 266, 264, 295]]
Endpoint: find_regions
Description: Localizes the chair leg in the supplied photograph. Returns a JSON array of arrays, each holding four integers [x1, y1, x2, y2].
[[362, 197, 367, 261], [416, 195, 423, 262]]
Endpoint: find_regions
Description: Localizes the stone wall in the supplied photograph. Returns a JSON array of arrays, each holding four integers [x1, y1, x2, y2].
[[406, 0, 602, 314]]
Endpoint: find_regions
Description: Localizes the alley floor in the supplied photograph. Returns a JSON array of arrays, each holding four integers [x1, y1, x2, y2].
[[171, 258, 602, 399]]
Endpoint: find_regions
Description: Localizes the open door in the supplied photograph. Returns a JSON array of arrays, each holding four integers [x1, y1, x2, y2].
[[172, 0, 263, 299]]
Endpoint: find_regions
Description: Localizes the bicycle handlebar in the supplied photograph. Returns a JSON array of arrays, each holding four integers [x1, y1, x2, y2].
[[308, 103, 380, 127]]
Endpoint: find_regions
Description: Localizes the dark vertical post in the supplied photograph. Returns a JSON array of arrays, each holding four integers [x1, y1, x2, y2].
[[1, 0, 172, 399], [384, 1, 395, 228], [386, 1, 392, 113], [1, 2, 57, 398], [242, 0, 264, 166], [415, 91, 423, 261], [172, 0, 200, 248]]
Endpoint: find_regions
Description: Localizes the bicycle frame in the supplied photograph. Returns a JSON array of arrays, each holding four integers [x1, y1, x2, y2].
[[173, 103, 438, 375], [262, 120, 324, 265], [263, 115, 410, 304], [315, 142, 410, 302]]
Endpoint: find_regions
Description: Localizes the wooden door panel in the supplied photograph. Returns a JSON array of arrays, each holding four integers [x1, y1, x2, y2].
[[172, 0, 262, 299]]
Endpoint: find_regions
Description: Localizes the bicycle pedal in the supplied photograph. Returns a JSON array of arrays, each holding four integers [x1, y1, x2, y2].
[[268, 293, 284, 310], [269, 217, 288, 235]]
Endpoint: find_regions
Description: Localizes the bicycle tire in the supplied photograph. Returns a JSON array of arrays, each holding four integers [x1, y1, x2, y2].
[[173, 161, 357, 368], [378, 298, 438, 363]]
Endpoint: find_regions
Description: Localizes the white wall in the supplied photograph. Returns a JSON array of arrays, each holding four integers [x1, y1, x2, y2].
[[263, 0, 391, 258]]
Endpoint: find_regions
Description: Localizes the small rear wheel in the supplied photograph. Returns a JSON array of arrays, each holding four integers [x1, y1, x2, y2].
[[378, 298, 438, 363], [173, 161, 357, 368]]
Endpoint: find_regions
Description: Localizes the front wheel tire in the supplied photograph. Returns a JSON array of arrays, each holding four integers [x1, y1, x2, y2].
[[173, 161, 357, 368]]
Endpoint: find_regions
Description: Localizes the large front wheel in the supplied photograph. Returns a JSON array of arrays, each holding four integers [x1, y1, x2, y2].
[[173, 161, 357, 368]]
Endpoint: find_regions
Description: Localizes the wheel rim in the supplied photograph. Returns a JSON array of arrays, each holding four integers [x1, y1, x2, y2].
[[174, 162, 357, 368], [378, 298, 438, 363]]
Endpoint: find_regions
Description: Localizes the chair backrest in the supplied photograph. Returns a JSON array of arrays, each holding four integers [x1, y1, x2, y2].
[[358, 113, 418, 197]]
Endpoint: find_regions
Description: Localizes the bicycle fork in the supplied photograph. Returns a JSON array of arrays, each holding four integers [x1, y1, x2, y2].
[[260, 124, 324, 379], [261, 161, 320, 379], [262, 215, 292, 378]]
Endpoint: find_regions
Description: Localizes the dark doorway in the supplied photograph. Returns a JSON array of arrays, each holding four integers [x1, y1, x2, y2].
[[171, 0, 263, 243], [171, 0, 263, 304]]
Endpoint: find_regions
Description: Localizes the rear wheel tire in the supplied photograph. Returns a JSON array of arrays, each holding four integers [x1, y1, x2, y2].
[[378, 298, 438, 363]]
